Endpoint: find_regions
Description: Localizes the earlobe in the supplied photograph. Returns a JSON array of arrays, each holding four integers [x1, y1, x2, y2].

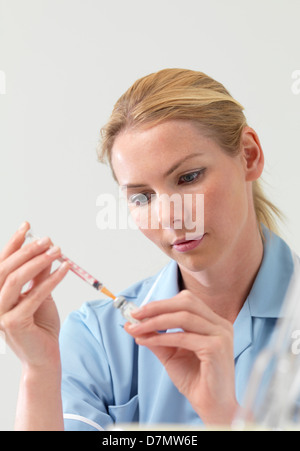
[[241, 127, 264, 182]]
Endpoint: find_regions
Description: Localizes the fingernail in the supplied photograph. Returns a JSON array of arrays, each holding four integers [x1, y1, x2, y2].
[[131, 307, 143, 317], [46, 245, 60, 256], [127, 322, 141, 330], [37, 236, 51, 246], [18, 222, 28, 232], [27, 280, 34, 291], [58, 262, 69, 272]]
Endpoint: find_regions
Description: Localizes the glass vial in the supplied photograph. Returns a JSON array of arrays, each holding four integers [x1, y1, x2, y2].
[[113, 296, 139, 324]]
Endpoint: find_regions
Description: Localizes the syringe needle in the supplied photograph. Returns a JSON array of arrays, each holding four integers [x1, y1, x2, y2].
[[99, 286, 116, 300]]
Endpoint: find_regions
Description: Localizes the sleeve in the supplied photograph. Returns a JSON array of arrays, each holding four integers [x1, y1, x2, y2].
[[59, 303, 114, 431]]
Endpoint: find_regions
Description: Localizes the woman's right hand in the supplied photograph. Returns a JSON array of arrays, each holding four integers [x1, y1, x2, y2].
[[0, 222, 69, 370]]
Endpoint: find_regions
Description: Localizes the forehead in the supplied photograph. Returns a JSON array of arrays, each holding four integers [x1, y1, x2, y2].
[[111, 120, 216, 181]]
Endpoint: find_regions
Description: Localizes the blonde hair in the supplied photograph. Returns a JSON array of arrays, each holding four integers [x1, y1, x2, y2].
[[98, 68, 282, 236]]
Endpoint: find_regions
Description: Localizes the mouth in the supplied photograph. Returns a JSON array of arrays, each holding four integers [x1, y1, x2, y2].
[[171, 234, 205, 253]]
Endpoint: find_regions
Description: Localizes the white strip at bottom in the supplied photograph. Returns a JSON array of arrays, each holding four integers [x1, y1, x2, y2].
[[63, 413, 104, 431]]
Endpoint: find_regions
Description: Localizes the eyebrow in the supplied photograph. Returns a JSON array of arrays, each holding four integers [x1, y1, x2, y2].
[[121, 152, 203, 190], [163, 152, 203, 177]]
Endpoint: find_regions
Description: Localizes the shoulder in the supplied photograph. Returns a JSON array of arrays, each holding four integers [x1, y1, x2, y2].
[[248, 226, 299, 319]]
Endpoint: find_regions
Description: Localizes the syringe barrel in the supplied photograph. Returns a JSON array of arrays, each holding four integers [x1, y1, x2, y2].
[[25, 230, 103, 290], [58, 254, 102, 288]]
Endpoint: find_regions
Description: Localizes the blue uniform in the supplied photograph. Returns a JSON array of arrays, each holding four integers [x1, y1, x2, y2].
[[60, 227, 296, 430]]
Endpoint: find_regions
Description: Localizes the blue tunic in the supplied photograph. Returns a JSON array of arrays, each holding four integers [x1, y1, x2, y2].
[[60, 227, 295, 430]]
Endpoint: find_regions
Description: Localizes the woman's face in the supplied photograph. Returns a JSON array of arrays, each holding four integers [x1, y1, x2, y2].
[[111, 120, 253, 273]]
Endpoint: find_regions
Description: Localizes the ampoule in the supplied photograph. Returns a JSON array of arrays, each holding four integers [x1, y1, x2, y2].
[[113, 296, 140, 324]]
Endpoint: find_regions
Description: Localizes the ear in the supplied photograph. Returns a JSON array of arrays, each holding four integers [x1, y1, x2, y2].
[[240, 126, 264, 181]]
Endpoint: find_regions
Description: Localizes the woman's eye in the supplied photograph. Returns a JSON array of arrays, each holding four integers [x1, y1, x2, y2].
[[178, 169, 205, 185], [129, 193, 152, 206]]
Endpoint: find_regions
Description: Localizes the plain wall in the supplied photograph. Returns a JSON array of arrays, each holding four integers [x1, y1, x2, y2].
[[0, 0, 300, 430]]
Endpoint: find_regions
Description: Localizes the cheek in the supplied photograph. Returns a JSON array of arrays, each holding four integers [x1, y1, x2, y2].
[[137, 223, 165, 252], [139, 226, 158, 241], [129, 205, 174, 255], [129, 206, 161, 242], [181, 190, 205, 236], [130, 205, 152, 230], [203, 173, 247, 229]]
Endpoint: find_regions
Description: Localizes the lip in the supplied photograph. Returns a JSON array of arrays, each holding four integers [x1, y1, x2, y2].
[[172, 234, 205, 253]]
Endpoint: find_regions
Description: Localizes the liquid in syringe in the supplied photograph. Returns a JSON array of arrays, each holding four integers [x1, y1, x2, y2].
[[25, 230, 116, 300], [25, 230, 140, 324]]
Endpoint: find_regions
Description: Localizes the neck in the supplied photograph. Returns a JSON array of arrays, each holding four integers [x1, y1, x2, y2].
[[178, 223, 264, 323]]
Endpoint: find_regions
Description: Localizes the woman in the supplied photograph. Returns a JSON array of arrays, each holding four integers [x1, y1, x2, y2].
[[0, 68, 295, 430]]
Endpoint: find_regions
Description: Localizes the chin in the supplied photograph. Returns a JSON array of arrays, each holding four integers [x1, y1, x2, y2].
[[169, 250, 207, 272], [177, 256, 208, 273]]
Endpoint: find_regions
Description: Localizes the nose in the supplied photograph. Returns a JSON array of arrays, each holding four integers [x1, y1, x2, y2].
[[155, 192, 204, 237], [156, 193, 184, 230]]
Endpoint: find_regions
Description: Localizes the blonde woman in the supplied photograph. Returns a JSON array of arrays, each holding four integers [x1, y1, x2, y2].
[[0, 69, 295, 430]]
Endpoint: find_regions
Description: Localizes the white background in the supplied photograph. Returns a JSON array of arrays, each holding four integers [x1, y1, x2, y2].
[[0, 0, 299, 430]]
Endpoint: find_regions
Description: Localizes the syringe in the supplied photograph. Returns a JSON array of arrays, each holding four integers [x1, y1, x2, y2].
[[25, 230, 116, 300]]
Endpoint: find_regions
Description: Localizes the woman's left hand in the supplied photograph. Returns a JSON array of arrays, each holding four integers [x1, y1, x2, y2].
[[124, 289, 239, 426]]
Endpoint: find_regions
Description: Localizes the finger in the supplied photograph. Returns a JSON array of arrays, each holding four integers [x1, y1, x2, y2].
[[0, 246, 62, 315], [0, 222, 30, 263], [0, 262, 69, 334], [0, 236, 52, 289], [132, 290, 225, 327], [126, 311, 217, 337], [29, 267, 51, 291], [13, 261, 69, 319], [18, 237, 56, 291], [21, 264, 52, 296], [26, 250, 54, 290], [135, 330, 213, 354]]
